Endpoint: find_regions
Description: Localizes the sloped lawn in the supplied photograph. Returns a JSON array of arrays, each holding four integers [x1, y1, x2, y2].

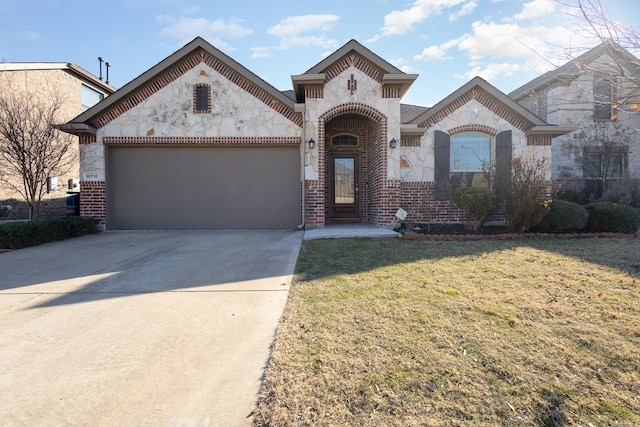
[[255, 237, 640, 426]]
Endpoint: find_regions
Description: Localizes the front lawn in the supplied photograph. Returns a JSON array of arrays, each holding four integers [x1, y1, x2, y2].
[[255, 237, 640, 426]]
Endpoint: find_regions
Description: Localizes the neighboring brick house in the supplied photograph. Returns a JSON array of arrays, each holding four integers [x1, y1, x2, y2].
[[510, 41, 640, 198], [0, 62, 115, 219], [61, 37, 571, 230]]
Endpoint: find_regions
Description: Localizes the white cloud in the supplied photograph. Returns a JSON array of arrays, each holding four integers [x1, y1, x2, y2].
[[369, 0, 467, 41], [157, 16, 253, 49], [414, 45, 450, 61], [455, 20, 572, 65], [414, 38, 460, 61], [513, 0, 556, 21], [449, 1, 478, 22], [267, 15, 340, 50], [455, 62, 521, 81]]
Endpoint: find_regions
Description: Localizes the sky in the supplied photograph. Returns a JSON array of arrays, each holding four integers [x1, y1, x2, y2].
[[0, 0, 636, 107]]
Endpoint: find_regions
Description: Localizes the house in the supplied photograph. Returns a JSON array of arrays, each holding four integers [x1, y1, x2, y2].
[[510, 41, 640, 198], [61, 37, 571, 230], [0, 62, 115, 219]]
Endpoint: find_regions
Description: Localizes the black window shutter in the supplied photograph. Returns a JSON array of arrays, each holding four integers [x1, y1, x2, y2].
[[495, 130, 512, 200], [434, 130, 450, 200]]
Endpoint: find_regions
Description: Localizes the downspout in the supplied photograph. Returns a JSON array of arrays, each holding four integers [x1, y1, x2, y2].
[[296, 104, 307, 229]]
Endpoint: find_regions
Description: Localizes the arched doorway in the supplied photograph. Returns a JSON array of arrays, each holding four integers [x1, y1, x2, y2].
[[316, 103, 389, 226]]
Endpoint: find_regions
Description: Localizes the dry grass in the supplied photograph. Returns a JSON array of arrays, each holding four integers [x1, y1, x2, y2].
[[254, 237, 640, 426]]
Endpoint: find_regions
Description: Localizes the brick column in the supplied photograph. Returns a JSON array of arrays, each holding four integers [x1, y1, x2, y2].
[[80, 181, 106, 229]]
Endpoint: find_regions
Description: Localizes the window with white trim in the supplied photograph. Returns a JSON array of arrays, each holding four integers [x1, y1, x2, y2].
[[81, 84, 103, 111]]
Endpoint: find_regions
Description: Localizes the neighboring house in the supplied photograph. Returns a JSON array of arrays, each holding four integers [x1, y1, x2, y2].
[[61, 37, 571, 230], [510, 41, 640, 198], [0, 62, 115, 219]]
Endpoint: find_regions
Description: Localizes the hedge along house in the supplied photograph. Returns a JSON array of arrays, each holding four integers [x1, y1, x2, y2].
[[61, 37, 572, 230]]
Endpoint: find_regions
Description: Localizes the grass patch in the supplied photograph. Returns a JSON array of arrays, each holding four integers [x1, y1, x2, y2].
[[255, 237, 640, 426]]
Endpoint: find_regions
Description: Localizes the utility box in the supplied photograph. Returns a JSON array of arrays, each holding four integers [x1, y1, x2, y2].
[[66, 192, 80, 216]]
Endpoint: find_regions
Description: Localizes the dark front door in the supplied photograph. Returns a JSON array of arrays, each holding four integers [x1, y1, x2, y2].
[[329, 153, 359, 219]]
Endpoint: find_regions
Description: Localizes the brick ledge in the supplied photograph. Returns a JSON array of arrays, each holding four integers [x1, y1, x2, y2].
[[401, 231, 638, 241]]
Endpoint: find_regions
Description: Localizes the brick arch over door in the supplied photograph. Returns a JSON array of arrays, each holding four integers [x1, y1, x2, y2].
[[305, 102, 396, 227]]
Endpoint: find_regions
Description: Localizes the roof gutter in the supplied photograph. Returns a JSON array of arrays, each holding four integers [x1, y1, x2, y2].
[[525, 125, 576, 138], [55, 122, 97, 136]]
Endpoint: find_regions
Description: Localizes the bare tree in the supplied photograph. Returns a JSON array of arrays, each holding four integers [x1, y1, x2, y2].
[[559, 0, 640, 117], [0, 86, 76, 219]]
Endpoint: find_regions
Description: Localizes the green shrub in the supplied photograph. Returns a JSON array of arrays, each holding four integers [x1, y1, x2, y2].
[[537, 200, 588, 233], [584, 202, 640, 233], [555, 188, 588, 205], [0, 216, 98, 249], [451, 186, 494, 232]]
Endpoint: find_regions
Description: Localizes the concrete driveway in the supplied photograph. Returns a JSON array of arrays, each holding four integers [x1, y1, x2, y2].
[[0, 230, 302, 427]]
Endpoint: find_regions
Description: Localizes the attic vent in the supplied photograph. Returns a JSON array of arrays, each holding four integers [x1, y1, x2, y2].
[[194, 84, 211, 113]]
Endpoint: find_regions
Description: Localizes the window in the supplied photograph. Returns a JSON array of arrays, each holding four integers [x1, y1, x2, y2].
[[450, 133, 491, 189], [583, 146, 627, 197], [81, 84, 103, 111], [194, 84, 210, 113], [594, 77, 618, 121], [584, 148, 625, 181], [331, 134, 358, 146], [435, 130, 511, 200], [450, 133, 491, 172]]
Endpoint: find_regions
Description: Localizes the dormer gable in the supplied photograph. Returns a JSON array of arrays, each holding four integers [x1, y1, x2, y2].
[[291, 39, 417, 102], [412, 77, 574, 145]]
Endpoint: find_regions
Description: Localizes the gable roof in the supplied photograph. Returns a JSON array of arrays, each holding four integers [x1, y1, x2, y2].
[[306, 39, 404, 75], [291, 39, 418, 102], [410, 76, 573, 137], [63, 37, 300, 133], [509, 40, 640, 100]]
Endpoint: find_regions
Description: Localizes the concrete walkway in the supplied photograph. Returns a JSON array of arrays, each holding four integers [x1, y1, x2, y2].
[[303, 223, 399, 240], [0, 230, 302, 427]]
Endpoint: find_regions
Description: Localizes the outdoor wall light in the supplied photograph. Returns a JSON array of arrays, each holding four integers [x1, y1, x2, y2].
[[389, 137, 398, 149], [307, 138, 315, 149]]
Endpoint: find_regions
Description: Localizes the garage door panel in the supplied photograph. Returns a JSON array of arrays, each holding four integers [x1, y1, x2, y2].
[[108, 146, 300, 229]]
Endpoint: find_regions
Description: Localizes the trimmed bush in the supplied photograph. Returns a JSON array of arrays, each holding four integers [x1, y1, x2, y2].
[[0, 216, 98, 249], [451, 186, 494, 232], [537, 200, 588, 233], [584, 202, 640, 233]]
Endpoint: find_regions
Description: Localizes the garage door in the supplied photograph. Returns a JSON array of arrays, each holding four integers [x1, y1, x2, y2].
[[107, 146, 300, 229]]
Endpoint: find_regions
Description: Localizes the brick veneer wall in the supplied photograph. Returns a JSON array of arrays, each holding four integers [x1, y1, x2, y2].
[[400, 182, 463, 223], [0, 197, 68, 220], [366, 119, 399, 226], [79, 181, 106, 227], [308, 102, 392, 228]]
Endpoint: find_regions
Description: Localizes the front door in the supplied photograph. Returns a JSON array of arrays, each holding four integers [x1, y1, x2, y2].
[[329, 153, 360, 219]]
